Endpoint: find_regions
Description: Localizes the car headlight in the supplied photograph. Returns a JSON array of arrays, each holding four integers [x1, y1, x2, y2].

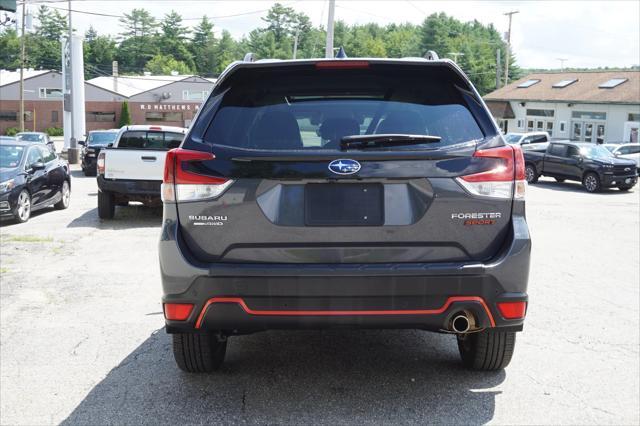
[[0, 179, 15, 193]]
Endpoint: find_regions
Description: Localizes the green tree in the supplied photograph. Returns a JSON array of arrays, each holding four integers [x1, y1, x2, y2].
[[144, 54, 192, 75], [118, 101, 131, 127], [158, 11, 194, 70], [0, 28, 21, 69], [190, 16, 217, 76], [84, 26, 117, 79], [213, 30, 240, 74], [27, 6, 69, 70], [117, 8, 158, 72]]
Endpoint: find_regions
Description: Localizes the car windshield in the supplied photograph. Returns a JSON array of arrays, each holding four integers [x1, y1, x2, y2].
[[603, 145, 618, 153], [17, 133, 44, 142], [202, 65, 487, 151], [504, 134, 522, 144], [0, 145, 25, 168], [88, 132, 118, 145], [580, 145, 615, 160]]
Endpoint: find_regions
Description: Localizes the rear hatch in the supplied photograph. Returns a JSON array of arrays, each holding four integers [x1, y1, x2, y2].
[[167, 60, 519, 264]]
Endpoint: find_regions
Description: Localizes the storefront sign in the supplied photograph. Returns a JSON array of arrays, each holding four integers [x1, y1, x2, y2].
[[139, 104, 200, 111]]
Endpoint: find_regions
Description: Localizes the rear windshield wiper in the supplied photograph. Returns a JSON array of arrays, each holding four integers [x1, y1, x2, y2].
[[340, 134, 441, 150]]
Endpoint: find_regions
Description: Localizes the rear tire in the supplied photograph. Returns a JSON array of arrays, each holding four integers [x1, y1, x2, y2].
[[457, 331, 516, 371], [54, 180, 70, 210], [97, 190, 115, 219], [524, 164, 538, 183], [583, 172, 601, 193], [172, 333, 227, 373]]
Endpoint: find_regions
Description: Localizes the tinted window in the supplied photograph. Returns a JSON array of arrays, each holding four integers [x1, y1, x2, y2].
[[567, 146, 580, 157], [88, 132, 118, 146], [202, 65, 487, 151], [17, 133, 44, 142], [0, 145, 25, 168], [39, 145, 56, 162], [619, 145, 640, 155], [25, 146, 43, 166], [118, 131, 184, 150], [548, 144, 568, 157]]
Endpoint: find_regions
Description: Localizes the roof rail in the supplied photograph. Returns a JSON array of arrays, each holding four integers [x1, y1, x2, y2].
[[424, 50, 439, 60], [243, 52, 256, 62]]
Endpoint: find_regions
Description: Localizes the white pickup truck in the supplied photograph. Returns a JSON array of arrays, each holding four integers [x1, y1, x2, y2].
[[96, 125, 187, 219]]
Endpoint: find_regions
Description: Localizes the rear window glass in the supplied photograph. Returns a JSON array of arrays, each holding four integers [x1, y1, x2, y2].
[[88, 132, 118, 145], [202, 65, 487, 151], [118, 131, 183, 150]]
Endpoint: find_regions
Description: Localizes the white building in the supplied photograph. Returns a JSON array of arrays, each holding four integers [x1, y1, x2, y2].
[[484, 71, 640, 143]]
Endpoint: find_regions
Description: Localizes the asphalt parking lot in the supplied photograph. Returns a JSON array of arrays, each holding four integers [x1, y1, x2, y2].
[[0, 166, 638, 425]]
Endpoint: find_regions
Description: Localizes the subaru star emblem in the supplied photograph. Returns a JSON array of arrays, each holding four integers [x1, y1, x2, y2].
[[328, 159, 361, 175]]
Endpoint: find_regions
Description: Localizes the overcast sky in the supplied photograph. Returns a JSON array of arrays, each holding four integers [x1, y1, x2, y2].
[[24, 0, 640, 69]]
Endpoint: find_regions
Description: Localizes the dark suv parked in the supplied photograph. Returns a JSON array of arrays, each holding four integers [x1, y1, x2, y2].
[[159, 58, 531, 373]]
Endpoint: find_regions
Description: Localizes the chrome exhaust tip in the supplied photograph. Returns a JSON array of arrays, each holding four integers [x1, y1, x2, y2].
[[451, 312, 472, 334]]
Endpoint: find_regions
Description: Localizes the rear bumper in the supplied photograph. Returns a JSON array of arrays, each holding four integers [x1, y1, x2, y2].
[[160, 214, 531, 334], [97, 175, 161, 198]]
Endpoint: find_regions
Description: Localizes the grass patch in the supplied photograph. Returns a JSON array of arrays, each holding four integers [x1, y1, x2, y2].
[[0, 268, 7, 274], [2, 235, 53, 243]]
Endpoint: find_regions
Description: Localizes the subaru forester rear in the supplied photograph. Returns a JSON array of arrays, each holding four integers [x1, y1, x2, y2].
[[159, 58, 531, 373]]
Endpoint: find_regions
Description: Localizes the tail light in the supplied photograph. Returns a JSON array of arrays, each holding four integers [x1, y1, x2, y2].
[[161, 148, 233, 202], [164, 303, 194, 321], [456, 145, 526, 199], [97, 151, 106, 175], [497, 301, 527, 319]]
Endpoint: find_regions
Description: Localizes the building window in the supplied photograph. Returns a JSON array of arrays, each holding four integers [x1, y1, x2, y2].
[[518, 79, 540, 88], [52, 110, 59, 123], [527, 120, 534, 132], [571, 111, 606, 120], [39, 88, 64, 99], [24, 111, 33, 122], [516, 119, 524, 129], [546, 121, 554, 136], [87, 112, 116, 122], [526, 109, 555, 117], [552, 79, 578, 88], [629, 113, 640, 122], [599, 78, 627, 89], [182, 90, 209, 101], [559, 121, 566, 132], [0, 111, 18, 121], [146, 111, 183, 122]]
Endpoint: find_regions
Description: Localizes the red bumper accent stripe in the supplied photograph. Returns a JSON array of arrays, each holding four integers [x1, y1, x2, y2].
[[194, 296, 496, 329]]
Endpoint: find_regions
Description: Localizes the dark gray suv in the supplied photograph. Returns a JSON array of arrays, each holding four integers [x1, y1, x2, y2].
[[159, 58, 531, 373]]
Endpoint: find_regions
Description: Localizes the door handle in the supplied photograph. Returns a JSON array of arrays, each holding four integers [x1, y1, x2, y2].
[[141, 156, 157, 162]]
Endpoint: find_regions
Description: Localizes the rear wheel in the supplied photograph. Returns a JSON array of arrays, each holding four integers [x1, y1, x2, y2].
[[583, 172, 601, 193], [172, 333, 227, 373], [97, 190, 115, 219], [524, 164, 538, 183], [457, 331, 516, 371], [14, 190, 31, 223], [54, 180, 70, 210]]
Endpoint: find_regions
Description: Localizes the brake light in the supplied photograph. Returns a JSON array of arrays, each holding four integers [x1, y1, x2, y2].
[[316, 60, 370, 69], [456, 145, 526, 199], [97, 151, 106, 175], [164, 303, 194, 321], [161, 148, 233, 202], [497, 301, 527, 319]]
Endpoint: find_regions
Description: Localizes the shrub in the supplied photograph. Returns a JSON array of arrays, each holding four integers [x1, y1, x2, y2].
[[45, 127, 64, 136], [118, 101, 132, 127], [4, 127, 19, 136]]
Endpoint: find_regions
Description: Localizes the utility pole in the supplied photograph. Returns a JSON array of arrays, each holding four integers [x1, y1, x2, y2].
[[325, 0, 335, 58], [19, 0, 25, 131], [503, 10, 519, 87], [292, 28, 299, 59], [557, 58, 568, 72], [496, 48, 501, 90], [67, 0, 78, 162], [447, 52, 464, 63]]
